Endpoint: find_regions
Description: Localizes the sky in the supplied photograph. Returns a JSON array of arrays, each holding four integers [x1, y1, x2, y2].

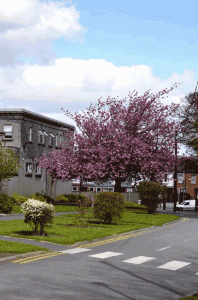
[[0, 0, 198, 154]]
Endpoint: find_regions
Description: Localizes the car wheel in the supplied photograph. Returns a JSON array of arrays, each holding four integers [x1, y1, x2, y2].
[[179, 208, 183, 211]]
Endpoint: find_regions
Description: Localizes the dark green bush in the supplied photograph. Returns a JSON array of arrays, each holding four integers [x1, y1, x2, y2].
[[93, 192, 125, 224], [31, 193, 46, 202], [137, 181, 167, 214], [41, 194, 54, 204], [0, 193, 13, 214], [63, 193, 78, 205], [9, 196, 17, 205], [11, 193, 28, 205], [55, 195, 69, 203]]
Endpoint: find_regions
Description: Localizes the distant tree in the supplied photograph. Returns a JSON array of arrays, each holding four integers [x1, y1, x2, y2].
[[180, 91, 198, 154], [0, 141, 21, 191], [35, 84, 180, 193], [137, 181, 167, 214]]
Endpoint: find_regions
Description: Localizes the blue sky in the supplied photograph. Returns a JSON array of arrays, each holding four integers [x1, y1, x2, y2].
[[0, 0, 197, 156], [54, 0, 198, 80]]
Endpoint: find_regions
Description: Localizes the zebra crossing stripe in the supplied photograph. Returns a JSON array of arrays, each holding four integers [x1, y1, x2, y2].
[[157, 261, 191, 271], [89, 251, 123, 259], [123, 256, 156, 264], [59, 248, 92, 254]]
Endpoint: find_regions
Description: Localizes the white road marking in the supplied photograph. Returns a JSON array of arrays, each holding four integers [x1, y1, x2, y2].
[[154, 234, 171, 240], [158, 261, 191, 271], [89, 251, 123, 259], [123, 256, 156, 265], [60, 248, 92, 254], [157, 246, 172, 251], [184, 238, 194, 242]]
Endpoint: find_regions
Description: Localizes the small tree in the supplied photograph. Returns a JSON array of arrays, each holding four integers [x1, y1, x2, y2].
[[21, 199, 55, 236], [76, 194, 92, 217], [0, 141, 21, 191], [93, 192, 125, 224], [137, 181, 167, 214]]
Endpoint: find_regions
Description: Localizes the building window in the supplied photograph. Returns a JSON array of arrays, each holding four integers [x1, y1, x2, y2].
[[60, 134, 62, 144], [102, 187, 114, 192], [35, 163, 41, 175], [29, 128, 32, 142], [55, 134, 58, 147], [4, 125, 12, 139], [72, 186, 78, 192], [89, 187, 94, 192], [49, 132, 55, 146], [43, 130, 48, 141], [191, 174, 196, 184], [38, 130, 44, 144], [177, 174, 184, 184], [26, 163, 33, 174], [96, 187, 101, 192]]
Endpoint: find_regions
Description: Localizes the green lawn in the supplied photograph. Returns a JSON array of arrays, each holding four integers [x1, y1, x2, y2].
[[0, 240, 51, 254], [0, 203, 180, 246]]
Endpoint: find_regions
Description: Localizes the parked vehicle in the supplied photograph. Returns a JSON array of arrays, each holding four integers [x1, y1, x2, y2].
[[176, 199, 198, 211]]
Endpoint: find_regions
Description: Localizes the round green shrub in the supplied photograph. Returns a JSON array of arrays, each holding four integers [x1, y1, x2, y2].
[[55, 195, 69, 203], [31, 193, 46, 202], [0, 193, 13, 214], [137, 181, 167, 214], [21, 199, 55, 236], [11, 193, 28, 205], [93, 192, 125, 224], [63, 193, 78, 205]]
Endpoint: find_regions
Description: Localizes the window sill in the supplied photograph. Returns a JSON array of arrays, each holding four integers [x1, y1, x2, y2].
[[35, 174, 42, 177], [25, 173, 32, 177], [2, 138, 13, 142], [38, 144, 45, 147]]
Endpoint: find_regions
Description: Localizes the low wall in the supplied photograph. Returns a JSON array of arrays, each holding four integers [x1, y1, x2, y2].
[[72, 191, 140, 202]]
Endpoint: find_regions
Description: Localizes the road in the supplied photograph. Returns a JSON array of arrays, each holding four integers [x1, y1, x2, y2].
[[0, 212, 198, 299]]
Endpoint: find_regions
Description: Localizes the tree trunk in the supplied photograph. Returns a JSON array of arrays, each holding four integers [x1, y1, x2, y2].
[[114, 178, 122, 193]]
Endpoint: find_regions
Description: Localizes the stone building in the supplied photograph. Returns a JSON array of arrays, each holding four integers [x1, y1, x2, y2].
[[0, 109, 75, 198]]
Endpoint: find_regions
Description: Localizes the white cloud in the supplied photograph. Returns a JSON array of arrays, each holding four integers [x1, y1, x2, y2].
[[0, 0, 39, 26], [0, 58, 196, 106], [0, 0, 86, 65]]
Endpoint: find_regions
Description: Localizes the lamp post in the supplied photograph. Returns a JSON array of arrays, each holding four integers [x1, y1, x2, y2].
[[173, 130, 178, 212]]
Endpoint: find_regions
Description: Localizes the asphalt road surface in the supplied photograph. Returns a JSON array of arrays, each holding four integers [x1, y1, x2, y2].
[[0, 214, 198, 299]]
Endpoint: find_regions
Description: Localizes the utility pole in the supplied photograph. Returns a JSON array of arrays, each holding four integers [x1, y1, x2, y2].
[[173, 130, 178, 212]]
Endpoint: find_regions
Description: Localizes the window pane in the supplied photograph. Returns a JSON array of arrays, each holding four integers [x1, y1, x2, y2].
[[26, 163, 33, 173], [4, 125, 12, 132]]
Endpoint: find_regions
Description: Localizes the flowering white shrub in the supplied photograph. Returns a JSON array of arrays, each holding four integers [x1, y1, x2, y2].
[[21, 199, 55, 235]]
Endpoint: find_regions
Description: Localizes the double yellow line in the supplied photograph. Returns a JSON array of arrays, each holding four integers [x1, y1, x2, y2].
[[12, 251, 65, 264], [80, 217, 188, 248]]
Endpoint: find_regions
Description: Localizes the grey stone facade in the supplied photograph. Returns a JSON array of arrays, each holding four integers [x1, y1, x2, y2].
[[0, 109, 75, 198]]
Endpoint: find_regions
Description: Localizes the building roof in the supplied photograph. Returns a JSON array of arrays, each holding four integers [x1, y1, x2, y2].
[[0, 109, 75, 130]]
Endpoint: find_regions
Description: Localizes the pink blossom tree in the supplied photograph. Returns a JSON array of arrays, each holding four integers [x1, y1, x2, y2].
[[35, 84, 181, 193]]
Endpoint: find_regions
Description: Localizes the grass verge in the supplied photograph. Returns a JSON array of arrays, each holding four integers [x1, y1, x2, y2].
[[179, 293, 198, 299], [0, 240, 51, 255], [0, 203, 180, 246]]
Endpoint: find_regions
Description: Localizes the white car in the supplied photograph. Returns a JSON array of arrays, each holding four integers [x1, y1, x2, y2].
[[176, 200, 197, 211]]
